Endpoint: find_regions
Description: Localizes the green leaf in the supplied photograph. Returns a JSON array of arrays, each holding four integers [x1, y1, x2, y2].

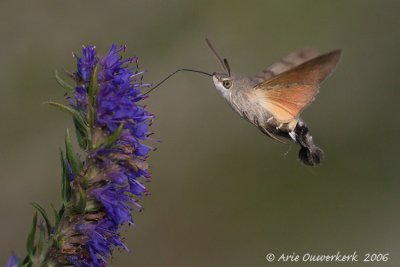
[[26, 212, 38, 256], [58, 205, 65, 220], [74, 187, 87, 213], [73, 117, 88, 150], [31, 202, 52, 237], [84, 199, 102, 213], [77, 152, 83, 171], [22, 254, 30, 266], [55, 70, 74, 91], [103, 123, 124, 148], [37, 222, 46, 256], [88, 65, 99, 106], [59, 149, 71, 204], [65, 128, 80, 177], [81, 175, 90, 189], [45, 102, 88, 132], [51, 205, 61, 230]]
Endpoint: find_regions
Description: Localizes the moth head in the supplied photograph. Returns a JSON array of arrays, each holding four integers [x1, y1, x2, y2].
[[206, 38, 234, 95], [212, 72, 233, 94]]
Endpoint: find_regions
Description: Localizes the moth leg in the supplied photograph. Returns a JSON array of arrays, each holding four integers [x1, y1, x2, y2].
[[259, 126, 288, 144]]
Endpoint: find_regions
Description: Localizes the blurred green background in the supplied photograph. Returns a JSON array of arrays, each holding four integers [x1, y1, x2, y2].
[[0, 0, 399, 266]]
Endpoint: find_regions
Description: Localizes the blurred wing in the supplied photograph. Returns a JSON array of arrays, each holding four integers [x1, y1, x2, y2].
[[253, 49, 341, 123], [254, 85, 317, 122], [253, 47, 319, 83]]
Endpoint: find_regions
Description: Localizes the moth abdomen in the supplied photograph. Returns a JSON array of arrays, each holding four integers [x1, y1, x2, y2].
[[294, 121, 324, 166], [299, 146, 324, 166]]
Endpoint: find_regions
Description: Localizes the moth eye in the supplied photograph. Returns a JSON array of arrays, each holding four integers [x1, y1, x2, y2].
[[222, 80, 232, 89]]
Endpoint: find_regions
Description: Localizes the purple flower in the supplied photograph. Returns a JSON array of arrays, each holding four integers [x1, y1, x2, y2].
[[66, 162, 75, 181], [70, 218, 127, 267], [91, 185, 134, 225], [96, 45, 151, 135], [74, 86, 88, 111], [6, 253, 18, 267], [76, 45, 97, 83]]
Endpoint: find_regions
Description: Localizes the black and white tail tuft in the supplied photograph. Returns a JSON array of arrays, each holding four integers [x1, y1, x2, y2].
[[294, 122, 324, 166]]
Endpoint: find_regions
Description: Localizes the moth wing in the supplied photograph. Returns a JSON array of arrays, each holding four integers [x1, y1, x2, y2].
[[253, 47, 319, 83], [253, 49, 341, 123], [254, 84, 318, 122]]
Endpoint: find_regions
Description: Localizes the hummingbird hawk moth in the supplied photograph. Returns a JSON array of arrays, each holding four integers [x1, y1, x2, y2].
[[146, 40, 341, 166], [206, 39, 341, 166]]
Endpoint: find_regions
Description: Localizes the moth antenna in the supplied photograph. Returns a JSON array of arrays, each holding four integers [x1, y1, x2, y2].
[[223, 58, 231, 76], [143, 68, 212, 95], [205, 38, 230, 75]]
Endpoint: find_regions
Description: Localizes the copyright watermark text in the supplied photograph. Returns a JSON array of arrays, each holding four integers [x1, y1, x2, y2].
[[265, 252, 390, 263]]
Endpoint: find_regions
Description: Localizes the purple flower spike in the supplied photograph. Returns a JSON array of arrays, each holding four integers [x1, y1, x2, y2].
[[5, 44, 155, 267], [55, 45, 154, 266]]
